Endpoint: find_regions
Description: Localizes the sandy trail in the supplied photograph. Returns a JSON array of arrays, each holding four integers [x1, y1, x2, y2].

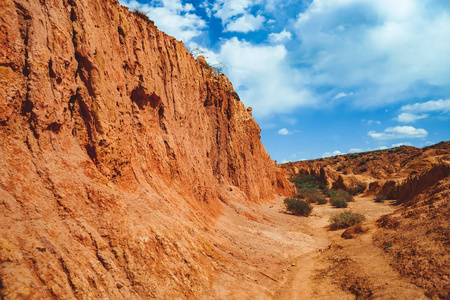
[[210, 195, 428, 299]]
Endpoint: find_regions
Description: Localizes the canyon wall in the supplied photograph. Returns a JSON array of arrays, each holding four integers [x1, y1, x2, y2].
[[0, 0, 292, 298]]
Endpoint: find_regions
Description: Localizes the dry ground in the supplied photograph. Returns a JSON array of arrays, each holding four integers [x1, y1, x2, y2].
[[208, 195, 428, 299]]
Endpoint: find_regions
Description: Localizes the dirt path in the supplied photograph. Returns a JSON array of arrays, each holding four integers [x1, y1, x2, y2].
[[210, 195, 428, 299]]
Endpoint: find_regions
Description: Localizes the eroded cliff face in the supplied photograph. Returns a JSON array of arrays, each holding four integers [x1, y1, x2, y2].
[[0, 0, 292, 298]]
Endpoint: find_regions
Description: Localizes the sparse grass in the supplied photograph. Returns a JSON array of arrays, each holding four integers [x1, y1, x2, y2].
[[190, 49, 227, 74], [132, 9, 154, 26], [284, 198, 313, 216], [374, 195, 387, 203], [329, 210, 366, 230]]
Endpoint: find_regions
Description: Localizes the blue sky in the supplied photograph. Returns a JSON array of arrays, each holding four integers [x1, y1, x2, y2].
[[119, 0, 450, 161]]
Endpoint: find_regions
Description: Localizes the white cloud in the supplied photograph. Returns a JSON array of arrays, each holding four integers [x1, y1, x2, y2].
[[264, 0, 290, 12], [396, 112, 429, 123], [322, 150, 343, 158], [268, 29, 292, 43], [278, 128, 290, 135], [219, 37, 315, 118], [213, 0, 258, 24], [349, 148, 364, 153], [293, 0, 450, 108], [332, 92, 353, 101], [400, 99, 450, 113], [392, 142, 412, 147], [367, 120, 381, 125], [378, 146, 388, 150], [368, 126, 428, 140], [120, 0, 206, 43], [224, 14, 266, 33]]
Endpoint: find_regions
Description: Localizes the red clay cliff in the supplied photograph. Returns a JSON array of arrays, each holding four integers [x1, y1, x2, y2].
[[0, 0, 293, 298]]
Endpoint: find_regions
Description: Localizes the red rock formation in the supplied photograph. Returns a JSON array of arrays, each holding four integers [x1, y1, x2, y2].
[[280, 143, 450, 298], [374, 167, 450, 299], [0, 0, 293, 298], [280, 143, 450, 195]]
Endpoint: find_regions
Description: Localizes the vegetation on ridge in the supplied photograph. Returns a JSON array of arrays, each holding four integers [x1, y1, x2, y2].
[[132, 9, 155, 26]]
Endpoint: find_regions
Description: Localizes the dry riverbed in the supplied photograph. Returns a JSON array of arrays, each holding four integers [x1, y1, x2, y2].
[[209, 195, 428, 299]]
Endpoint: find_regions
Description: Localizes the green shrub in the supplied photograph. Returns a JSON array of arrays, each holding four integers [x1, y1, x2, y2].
[[336, 166, 343, 171], [374, 195, 387, 203], [348, 183, 366, 195], [316, 197, 328, 205], [318, 182, 327, 191], [329, 211, 366, 230], [360, 167, 368, 173], [309, 193, 327, 204], [292, 175, 320, 189], [331, 198, 347, 208], [325, 189, 335, 198], [328, 189, 353, 202], [296, 188, 326, 203], [284, 198, 313, 216]]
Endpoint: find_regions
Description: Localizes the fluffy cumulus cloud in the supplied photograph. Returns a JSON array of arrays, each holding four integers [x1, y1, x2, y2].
[[268, 29, 292, 43], [219, 38, 315, 118], [224, 14, 266, 33], [396, 112, 428, 123], [293, 0, 450, 107], [400, 99, 450, 114], [278, 128, 290, 135], [119, 0, 206, 42], [368, 126, 428, 140]]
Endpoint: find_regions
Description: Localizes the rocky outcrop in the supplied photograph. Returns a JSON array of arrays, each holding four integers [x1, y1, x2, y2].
[[374, 167, 450, 299], [0, 0, 293, 298], [395, 162, 450, 205], [280, 143, 450, 196]]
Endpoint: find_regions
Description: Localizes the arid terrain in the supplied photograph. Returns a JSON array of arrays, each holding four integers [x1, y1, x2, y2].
[[280, 143, 450, 299], [0, 0, 449, 298]]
